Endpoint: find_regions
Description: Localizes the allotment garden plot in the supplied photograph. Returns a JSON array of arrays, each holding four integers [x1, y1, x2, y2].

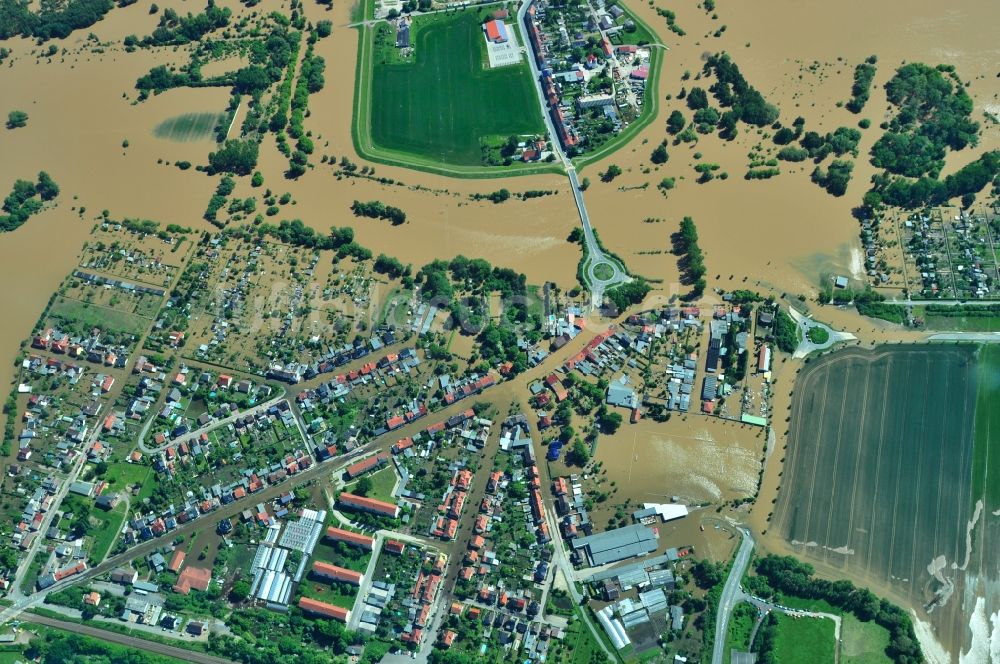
[[774, 345, 979, 610], [167, 234, 390, 374]]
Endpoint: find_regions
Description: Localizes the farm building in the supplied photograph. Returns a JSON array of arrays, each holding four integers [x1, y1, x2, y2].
[[572, 524, 657, 566]]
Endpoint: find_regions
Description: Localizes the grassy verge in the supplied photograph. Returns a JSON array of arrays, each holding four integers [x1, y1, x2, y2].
[[722, 602, 758, 662], [21, 551, 43, 594], [914, 304, 1000, 331], [90, 501, 128, 563], [973, 345, 1000, 510], [27, 611, 210, 655]]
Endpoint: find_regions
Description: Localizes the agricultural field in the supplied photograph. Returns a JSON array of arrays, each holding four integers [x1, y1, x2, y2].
[[366, 10, 545, 168], [973, 344, 1000, 511], [774, 346, 980, 617], [154, 113, 227, 142]]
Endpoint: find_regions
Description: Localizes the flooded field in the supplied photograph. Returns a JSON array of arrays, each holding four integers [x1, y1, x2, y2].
[[592, 416, 765, 505]]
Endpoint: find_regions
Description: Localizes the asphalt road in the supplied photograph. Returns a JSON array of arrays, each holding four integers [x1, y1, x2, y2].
[[711, 528, 755, 664], [23, 613, 236, 664], [516, 0, 627, 306]]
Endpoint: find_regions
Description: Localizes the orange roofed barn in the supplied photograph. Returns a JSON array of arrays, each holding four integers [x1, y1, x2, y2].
[[173, 566, 211, 595]]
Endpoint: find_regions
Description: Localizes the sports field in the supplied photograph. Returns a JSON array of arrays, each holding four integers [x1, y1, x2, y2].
[[774, 346, 979, 605], [368, 11, 544, 167]]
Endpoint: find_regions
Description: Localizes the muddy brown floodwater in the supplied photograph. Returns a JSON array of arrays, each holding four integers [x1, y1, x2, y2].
[[1, 0, 999, 659]]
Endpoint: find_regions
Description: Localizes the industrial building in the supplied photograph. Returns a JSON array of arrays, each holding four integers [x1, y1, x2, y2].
[[572, 523, 657, 566]]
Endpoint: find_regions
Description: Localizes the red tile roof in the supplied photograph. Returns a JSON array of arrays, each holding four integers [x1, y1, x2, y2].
[[338, 492, 399, 518], [168, 549, 185, 573], [312, 561, 363, 585], [325, 526, 374, 551], [298, 597, 349, 622], [173, 566, 211, 594]]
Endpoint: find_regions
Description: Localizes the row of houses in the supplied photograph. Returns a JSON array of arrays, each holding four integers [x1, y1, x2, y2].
[[128, 445, 313, 547], [272, 330, 409, 386], [401, 551, 448, 647], [32, 327, 131, 369], [431, 467, 474, 540]]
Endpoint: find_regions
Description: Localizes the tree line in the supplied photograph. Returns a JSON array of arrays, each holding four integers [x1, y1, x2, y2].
[[866, 150, 999, 209], [134, 1, 231, 46], [703, 53, 779, 127], [846, 56, 877, 113], [671, 216, 706, 298]]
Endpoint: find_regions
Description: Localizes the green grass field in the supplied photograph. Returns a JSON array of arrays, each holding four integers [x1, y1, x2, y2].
[[841, 614, 891, 664], [62, 494, 127, 564], [772, 614, 835, 664], [100, 462, 154, 502], [154, 113, 225, 142], [776, 597, 891, 664], [367, 10, 544, 167], [344, 467, 397, 503], [47, 296, 148, 338], [0, 649, 25, 664], [973, 345, 1000, 510], [929, 316, 1000, 331]]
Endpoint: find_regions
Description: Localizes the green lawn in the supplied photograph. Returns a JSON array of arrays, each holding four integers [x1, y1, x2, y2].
[[299, 577, 359, 609], [47, 296, 148, 338], [925, 315, 1000, 331], [0, 647, 24, 664], [974, 345, 1000, 510], [344, 467, 397, 504], [62, 494, 127, 564], [776, 598, 890, 663], [368, 10, 544, 167], [841, 614, 891, 664], [100, 462, 154, 502], [772, 613, 835, 664]]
